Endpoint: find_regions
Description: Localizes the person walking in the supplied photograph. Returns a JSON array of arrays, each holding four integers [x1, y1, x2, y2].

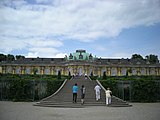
[[81, 85, 85, 105], [72, 83, 78, 103], [105, 87, 112, 105], [94, 84, 101, 101]]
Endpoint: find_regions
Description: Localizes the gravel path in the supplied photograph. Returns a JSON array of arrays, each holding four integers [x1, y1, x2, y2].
[[0, 101, 160, 120]]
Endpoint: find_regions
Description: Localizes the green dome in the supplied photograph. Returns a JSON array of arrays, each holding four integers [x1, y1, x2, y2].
[[67, 50, 95, 60]]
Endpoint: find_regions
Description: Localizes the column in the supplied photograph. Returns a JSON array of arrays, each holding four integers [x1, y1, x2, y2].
[[30, 66, 33, 74], [136, 68, 140, 76], [2, 66, 6, 74], [97, 67, 101, 77], [64, 67, 67, 76], [62, 67, 65, 76], [94, 67, 98, 76], [40, 66, 44, 75], [106, 67, 111, 76], [144, 68, 147, 75], [156, 68, 159, 76], [12, 66, 16, 74], [117, 67, 121, 76], [146, 67, 149, 75], [158, 68, 160, 76], [21, 66, 25, 74]]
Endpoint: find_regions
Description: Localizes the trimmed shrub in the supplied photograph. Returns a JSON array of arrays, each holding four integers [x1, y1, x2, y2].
[[0, 74, 66, 101]]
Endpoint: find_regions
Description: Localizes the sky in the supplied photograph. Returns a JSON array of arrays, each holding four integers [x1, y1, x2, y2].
[[0, 0, 160, 59]]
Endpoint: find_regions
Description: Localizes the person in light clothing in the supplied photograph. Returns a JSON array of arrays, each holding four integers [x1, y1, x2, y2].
[[105, 87, 112, 105], [94, 85, 101, 101], [81, 85, 85, 105]]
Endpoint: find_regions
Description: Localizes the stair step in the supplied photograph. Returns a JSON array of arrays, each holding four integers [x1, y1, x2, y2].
[[35, 76, 131, 107]]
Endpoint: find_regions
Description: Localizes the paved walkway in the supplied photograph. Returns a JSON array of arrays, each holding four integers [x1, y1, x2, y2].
[[0, 101, 160, 120]]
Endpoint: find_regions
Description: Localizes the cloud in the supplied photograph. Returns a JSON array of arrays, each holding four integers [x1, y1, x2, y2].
[[0, 37, 27, 53], [27, 39, 63, 47], [0, 0, 160, 57], [1, 0, 160, 39], [26, 47, 59, 58], [0, 35, 63, 57]]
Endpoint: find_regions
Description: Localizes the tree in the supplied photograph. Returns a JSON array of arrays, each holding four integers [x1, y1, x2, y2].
[[16, 55, 25, 60], [0, 54, 7, 62], [131, 54, 143, 60], [103, 71, 107, 79], [145, 54, 159, 64], [57, 70, 61, 80], [7, 54, 15, 61]]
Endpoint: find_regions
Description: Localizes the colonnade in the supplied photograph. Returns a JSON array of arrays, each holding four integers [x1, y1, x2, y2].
[[1, 65, 160, 76]]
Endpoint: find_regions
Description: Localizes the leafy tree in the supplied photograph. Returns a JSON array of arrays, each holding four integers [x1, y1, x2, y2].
[[145, 54, 159, 64], [16, 55, 25, 60], [131, 54, 143, 60], [57, 70, 61, 79], [0, 54, 7, 62], [103, 71, 107, 79], [7, 54, 15, 61]]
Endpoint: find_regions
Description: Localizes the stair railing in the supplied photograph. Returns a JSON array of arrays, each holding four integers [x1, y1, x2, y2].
[[41, 79, 68, 101], [96, 80, 128, 103]]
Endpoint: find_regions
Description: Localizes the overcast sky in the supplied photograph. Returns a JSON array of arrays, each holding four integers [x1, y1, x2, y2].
[[0, 0, 160, 59]]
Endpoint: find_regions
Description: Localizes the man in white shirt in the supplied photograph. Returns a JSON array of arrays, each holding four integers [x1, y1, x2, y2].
[[94, 85, 101, 101]]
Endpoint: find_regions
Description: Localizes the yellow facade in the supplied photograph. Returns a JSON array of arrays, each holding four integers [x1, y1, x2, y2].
[[0, 65, 160, 76]]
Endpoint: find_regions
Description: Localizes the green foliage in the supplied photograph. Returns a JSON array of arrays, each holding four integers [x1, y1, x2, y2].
[[0, 74, 66, 101], [15, 55, 25, 60], [0, 54, 7, 62], [0, 53, 25, 62], [46, 80, 63, 97], [7, 54, 15, 61], [99, 79, 160, 102], [10, 79, 31, 101], [131, 54, 143, 60], [57, 70, 61, 80], [94, 75, 160, 81], [102, 71, 107, 79], [145, 54, 159, 64], [100, 80, 118, 97], [131, 80, 158, 102]]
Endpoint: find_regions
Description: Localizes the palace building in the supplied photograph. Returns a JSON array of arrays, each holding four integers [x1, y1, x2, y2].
[[0, 50, 160, 76]]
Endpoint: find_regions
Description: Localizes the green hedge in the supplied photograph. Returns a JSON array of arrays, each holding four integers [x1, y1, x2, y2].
[[0, 73, 68, 81], [0, 79, 64, 102], [100, 80, 119, 97], [0, 74, 66, 101], [131, 80, 158, 102], [97, 75, 160, 81], [99, 80, 160, 102]]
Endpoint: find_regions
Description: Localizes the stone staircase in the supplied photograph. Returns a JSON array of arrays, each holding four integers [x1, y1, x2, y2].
[[34, 76, 131, 108]]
